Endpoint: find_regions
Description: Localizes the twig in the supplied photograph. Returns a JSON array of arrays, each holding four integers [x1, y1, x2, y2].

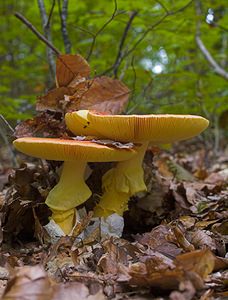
[[0, 115, 18, 168], [155, 0, 169, 14], [102, 0, 194, 76], [130, 56, 137, 97], [57, 0, 72, 54], [195, 0, 228, 81], [45, 0, 56, 29], [14, 12, 60, 56], [86, 0, 118, 61], [37, 0, 57, 76], [195, 36, 228, 80], [113, 11, 138, 78], [124, 0, 194, 59]]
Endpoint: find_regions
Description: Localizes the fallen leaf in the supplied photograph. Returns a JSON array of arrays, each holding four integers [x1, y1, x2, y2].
[[175, 249, 215, 278], [172, 226, 195, 252], [126, 262, 204, 290], [2, 265, 52, 300], [190, 230, 216, 251], [36, 87, 74, 112], [205, 169, 228, 185], [77, 76, 130, 114], [169, 280, 196, 300], [166, 160, 195, 182], [52, 283, 106, 300], [14, 111, 66, 138], [2, 265, 106, 300], [135, 225, 182, 257], [56, 54, 90, 87], [179, 216, 196, 229]]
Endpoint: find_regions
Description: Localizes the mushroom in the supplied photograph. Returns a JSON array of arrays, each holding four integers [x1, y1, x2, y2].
[[13, 137, 137, 234], [65, 111, 209, 217]]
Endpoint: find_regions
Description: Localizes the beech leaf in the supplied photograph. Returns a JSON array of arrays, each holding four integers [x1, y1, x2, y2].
[[56, 54, 90, 87]]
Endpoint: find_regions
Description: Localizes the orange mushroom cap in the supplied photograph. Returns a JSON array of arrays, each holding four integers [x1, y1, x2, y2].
[[85, 112, 209, 143], [13, 137, 137, 162]]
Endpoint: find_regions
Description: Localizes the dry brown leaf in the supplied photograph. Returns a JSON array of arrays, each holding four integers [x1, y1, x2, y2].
[[205, 169, 228, 185], [14, 112, 66, 138], [76, 76, 130, 114], [52, 283, 106, 300], [190, 230, 216, 251], [98, 238, 129, 275], [175, 249, 215, 278], [56, 54, 90, 87], [212, 219, 228, 236], [169, 280, 196, 300], [179, 216, 196, 229], [37, 77, 129, 115], [2, 265, 52, 300], [127, 262, 204, 290], [172, 226, 195, 252], [2, 265, 106, 300], [36, 87, 74, 112], [135, 225, 182, 257], [213, 256, 228, 272]]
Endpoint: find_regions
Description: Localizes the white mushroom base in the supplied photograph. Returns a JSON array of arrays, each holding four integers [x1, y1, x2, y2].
[[44, 212, 124, 243], [85, 213, 124, 239]]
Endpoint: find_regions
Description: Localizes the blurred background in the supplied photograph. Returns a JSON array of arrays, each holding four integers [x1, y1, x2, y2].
[[0, 0, 227, 149]]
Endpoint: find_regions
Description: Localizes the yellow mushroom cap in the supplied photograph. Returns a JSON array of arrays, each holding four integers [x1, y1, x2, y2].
[[65, 110, 101, 137], [13, 137, 136, 162], [86, 112, 209, 143]]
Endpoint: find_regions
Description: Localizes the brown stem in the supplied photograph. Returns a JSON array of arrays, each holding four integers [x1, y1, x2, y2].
[[113, 11, 138, 78], [14, 12, 61, 56], [86, 0, 118, 61]]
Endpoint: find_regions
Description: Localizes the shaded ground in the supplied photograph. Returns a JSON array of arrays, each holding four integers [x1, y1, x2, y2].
[[0, 141, 227, 300], [0, 54, 227, 299]]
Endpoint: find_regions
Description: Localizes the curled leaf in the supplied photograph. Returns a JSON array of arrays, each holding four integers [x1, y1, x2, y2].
[[56, 54, 90, 87]]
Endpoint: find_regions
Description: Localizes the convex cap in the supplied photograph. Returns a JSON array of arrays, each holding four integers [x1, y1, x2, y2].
[[13, 137, 137, 161], [66, 111, 209, 143]]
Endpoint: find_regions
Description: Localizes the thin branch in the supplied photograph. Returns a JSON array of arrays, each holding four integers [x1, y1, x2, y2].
[[102, 0, 194, 76], [124, 0, 194, 59], [155, 0, 169, 14], [195, 0, 228, 81], [37, 0, 56, 76], [14, 12, 61, 56], [45, 0, 56, 29], [0, 115, 18, 168], [215, 23, 228, 33], [113, 11, 138, 78], [196, 35, 228, 80], [86, 0, 118, 61], [123, 14, 167, 60], [57, 0, 72, 54]]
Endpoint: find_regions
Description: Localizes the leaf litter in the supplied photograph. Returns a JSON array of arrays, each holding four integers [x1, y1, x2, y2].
[[0, 54, 228, 299]]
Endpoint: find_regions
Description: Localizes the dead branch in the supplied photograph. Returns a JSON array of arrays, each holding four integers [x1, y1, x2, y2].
[[0, 115, 18, 168], [195, 0, 228, 81], [57, 0, 72, 54], [86, 0, 118, 61], [14, 12, 61, 57], [37, 0, 57, 76], [102, 0, 194, 76], [45, 0, 56, 29], [124, 0, 194, 59], [113, 11, 138, 78], [196, 36, 228, 81]]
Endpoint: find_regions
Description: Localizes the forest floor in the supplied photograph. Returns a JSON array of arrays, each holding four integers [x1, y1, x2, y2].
[[0, 139, 227, 300]]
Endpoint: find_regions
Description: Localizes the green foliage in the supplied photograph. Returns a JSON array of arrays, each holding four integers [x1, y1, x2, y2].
[[0, 0, 227, 125]]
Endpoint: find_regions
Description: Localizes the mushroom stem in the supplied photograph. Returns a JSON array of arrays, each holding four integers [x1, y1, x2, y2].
[[46, 160, 92, 234], [93, 190, 130, 217], [94, 142, 149, 217]]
